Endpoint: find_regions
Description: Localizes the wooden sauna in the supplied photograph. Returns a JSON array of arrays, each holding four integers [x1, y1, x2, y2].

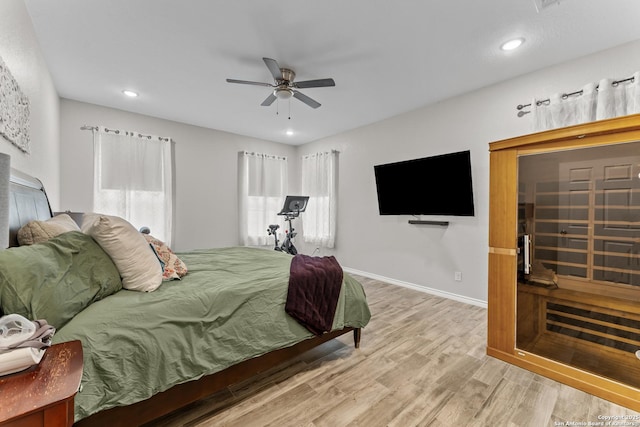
[[487, 114, 640, 411]]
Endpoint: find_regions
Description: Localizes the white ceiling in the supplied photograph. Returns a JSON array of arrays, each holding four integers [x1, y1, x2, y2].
[[23, 0, 640, 145]]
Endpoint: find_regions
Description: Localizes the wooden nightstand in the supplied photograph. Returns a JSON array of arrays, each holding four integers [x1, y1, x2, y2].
[[0, 340, 83, 427]]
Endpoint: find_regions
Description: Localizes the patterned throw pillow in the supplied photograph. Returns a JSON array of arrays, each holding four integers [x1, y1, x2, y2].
[[143, 235, 188, 281]]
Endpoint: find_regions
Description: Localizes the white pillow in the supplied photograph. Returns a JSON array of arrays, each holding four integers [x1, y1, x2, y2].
[[81, 213, 163, 292]]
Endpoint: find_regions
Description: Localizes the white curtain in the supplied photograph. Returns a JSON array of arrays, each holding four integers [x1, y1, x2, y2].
[[238, 151, 288, 246], [93, 126, 173, 246], [532, 72, 640, 132], [301, 150, 337, 249]]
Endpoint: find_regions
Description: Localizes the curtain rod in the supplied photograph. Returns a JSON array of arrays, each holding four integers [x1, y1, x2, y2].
[[240, 151, 287, 160], [515, 75, 635, 117], [80, 125, 171, 142], [302, 149, 340, 159]]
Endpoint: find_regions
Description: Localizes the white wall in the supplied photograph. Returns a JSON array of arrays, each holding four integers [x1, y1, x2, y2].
[[59, 39, 640, 304], [59, 99, 298, 251], [0, 0, 60, 208], [297, 39, 640, 304]]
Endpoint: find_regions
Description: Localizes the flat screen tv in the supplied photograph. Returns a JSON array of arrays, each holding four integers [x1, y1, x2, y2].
[[374, 150, 475, 216]]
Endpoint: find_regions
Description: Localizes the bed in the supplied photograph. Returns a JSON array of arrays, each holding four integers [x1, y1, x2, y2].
[[0, 169, 372, 426]]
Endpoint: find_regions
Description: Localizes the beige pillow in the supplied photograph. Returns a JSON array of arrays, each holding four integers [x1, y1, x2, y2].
[[81, 213, 163, 292], [17, 213, 81, 246]]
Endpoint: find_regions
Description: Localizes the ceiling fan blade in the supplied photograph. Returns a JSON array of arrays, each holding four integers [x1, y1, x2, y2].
[[263, 57, 282, 81], [226, 78, 273, 87], [294, 78, 336, 89], [261, 93, 277, 106], [292, 90, 321, 109]]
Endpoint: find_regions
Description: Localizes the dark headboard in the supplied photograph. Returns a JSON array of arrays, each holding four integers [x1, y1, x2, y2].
[[8, 169, 53, 248]]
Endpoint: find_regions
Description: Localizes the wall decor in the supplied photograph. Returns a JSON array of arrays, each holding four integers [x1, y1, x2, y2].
[[0, 55, 30, 154]]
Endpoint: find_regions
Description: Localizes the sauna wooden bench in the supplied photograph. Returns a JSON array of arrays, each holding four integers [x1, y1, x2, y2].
[[516, 283, 640, 389]]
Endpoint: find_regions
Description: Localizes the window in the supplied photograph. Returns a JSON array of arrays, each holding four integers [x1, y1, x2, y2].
[[238, 151, 287, 246], [92, 127, 173, 245], [301, 151, 337, 248]]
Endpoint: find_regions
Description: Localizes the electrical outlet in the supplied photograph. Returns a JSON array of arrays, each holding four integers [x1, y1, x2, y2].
[[454, 271, 462, 281]]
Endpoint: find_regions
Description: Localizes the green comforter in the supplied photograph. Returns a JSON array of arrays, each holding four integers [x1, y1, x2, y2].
[[52, 247, 371, 421]]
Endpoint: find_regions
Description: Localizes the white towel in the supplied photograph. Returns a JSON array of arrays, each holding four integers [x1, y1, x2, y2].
[[0, 347, 45, 376]]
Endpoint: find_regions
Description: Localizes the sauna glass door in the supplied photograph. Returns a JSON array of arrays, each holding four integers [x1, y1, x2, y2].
[[516, 141, 640, 389]]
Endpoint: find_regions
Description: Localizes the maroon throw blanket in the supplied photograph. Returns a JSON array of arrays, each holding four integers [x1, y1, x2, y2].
[[285, 254, 344, 335]]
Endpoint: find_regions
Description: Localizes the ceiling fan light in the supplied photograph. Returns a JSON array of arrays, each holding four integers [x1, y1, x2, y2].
[[275, 88, 293, 100]]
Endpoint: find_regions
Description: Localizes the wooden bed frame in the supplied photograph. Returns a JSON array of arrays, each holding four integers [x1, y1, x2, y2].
[[6, 169, 363, 426], [77, 328, 360, 427]]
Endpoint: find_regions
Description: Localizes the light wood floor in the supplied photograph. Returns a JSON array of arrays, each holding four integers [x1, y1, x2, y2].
[[148, 276, 640, 427]]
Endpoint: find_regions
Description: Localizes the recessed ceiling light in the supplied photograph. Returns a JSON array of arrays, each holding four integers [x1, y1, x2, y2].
[[286, 130, 294, 136], [501, 38, 525, 51], [122, 90, 139, 97]]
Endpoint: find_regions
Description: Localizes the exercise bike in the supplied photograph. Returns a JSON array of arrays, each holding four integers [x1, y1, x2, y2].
[[267, 195, 309, 255]]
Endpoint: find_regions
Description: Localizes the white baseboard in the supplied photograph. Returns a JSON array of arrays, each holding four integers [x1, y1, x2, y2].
[[343, 267, 487, 309]]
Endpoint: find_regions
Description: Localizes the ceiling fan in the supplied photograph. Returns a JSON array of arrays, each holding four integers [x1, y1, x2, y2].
[[226, 57, 335, 109]]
